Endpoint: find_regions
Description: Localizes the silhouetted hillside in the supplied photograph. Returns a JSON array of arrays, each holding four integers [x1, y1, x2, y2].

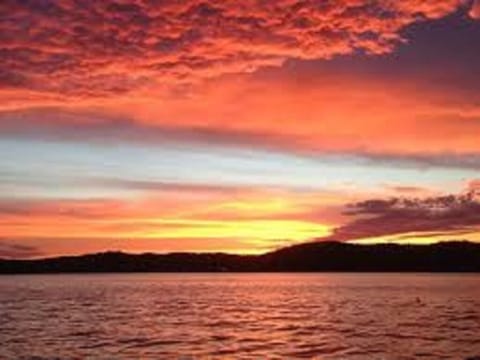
[[1, 241, 480, 274], [0, 252, 258, 274], [261, 241, 480, 272]]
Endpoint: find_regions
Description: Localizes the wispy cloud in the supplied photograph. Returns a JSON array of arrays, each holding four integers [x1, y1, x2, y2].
[[3, 107, 480, 173], [0, 240, 43, 259]]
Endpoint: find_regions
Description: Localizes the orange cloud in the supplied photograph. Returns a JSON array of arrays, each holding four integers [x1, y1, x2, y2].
[[2, 63, 480, 163], [112, 66, 480, 157], [469, 0, 480, 18], [3, 180, 480, 257], [0, 0, 466, 108], [3, 1, 479, 161], [0, 186, 347, 256]]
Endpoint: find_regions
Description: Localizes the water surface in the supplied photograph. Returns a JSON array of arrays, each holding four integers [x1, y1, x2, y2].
[[1, 273, 480, 359]]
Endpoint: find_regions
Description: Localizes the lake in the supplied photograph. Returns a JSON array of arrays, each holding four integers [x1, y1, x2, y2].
[[1, 273, 480, 359]]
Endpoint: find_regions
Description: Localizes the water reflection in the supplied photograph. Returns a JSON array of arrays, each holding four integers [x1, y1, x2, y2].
[[1, 273, 480, 359]]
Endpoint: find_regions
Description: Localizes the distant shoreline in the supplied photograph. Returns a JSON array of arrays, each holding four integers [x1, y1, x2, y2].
[[1, 241, 480, 274], [2, 271, 480, 276]]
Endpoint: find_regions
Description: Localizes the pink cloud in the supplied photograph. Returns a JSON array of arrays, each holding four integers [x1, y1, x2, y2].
[[0, 0, 465, 105], [469, 0, 480, 19]]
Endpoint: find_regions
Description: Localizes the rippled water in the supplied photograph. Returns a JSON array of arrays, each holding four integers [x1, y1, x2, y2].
[[1, 274, 480, 359]]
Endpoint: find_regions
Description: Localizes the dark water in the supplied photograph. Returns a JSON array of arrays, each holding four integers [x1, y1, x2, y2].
[[1, 273, 480, 359]]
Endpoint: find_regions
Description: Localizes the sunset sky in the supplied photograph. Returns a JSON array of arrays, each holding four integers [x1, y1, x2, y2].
[[1, 0, 480, 258]]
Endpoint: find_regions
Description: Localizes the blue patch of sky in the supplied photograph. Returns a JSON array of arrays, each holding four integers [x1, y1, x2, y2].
[[0, 138, 475, 199]]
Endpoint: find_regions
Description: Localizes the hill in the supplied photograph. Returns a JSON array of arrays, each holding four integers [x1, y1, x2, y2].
[[1, 241, 480, 274]]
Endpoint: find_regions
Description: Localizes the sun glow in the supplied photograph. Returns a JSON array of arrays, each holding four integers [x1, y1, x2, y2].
[[135, 219, 332, 250], [2, 0, 480, 258]]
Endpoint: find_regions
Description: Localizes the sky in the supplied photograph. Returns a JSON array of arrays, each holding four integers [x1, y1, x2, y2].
[[1, 0, 480, 258]]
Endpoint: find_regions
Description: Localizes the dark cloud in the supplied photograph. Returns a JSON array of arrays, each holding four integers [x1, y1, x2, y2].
[[326, 185, 480, 241], [357, 152, 480, 171], [0, 240, 43, 259], [0, 0, 468, 103], [88, 178, 250, 195], [0, 107, 297, 150], [0, 198, 124, 219], [282, 10, 480, 97]]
